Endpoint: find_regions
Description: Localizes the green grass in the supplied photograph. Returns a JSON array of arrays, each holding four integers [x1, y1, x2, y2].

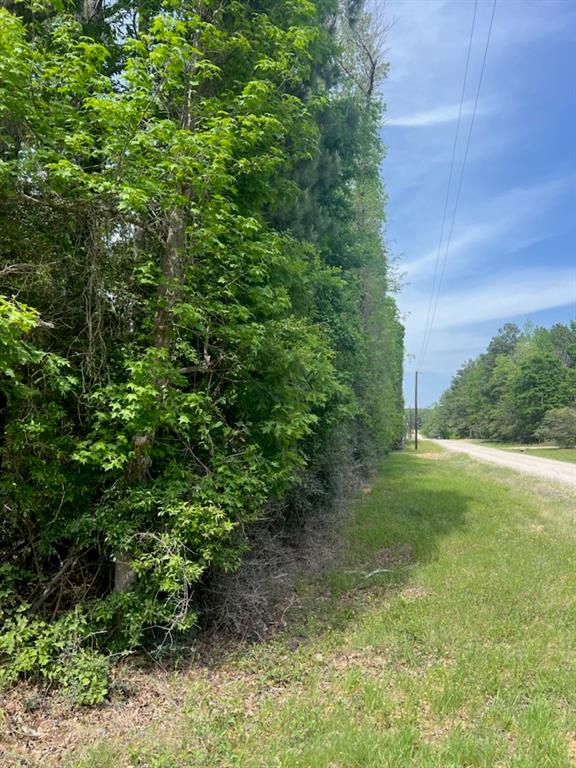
[[509, 447, 576, 463], [406, 438, 444, 453], [70, 441, 576, 768], [474, 441, 576, 464]]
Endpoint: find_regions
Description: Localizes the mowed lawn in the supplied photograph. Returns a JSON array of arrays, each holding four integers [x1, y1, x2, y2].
[[73, 441, 576, 768], [473, 441, 576, 465]]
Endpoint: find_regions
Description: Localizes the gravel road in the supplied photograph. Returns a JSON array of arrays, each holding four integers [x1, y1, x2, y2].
[[433, 440, 576, 490]]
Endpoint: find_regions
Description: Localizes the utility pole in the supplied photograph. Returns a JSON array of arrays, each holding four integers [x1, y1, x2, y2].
[[414, 370, 419, 451]]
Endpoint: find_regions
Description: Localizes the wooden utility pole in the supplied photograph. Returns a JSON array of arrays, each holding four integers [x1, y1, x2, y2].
[[414, 370, 419, 451]]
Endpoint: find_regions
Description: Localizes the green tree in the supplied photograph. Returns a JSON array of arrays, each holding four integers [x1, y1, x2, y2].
[[432, 323, 575, 443], [536, 407, 576, 448], [512, 351, 571, 440], [0, 0, 404, 698]]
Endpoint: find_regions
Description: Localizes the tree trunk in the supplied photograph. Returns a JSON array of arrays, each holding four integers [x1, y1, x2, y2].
[[154, 207, 186, 349], [114, 551, 137, 592], [114, 209, 187, 592], [81, 0, 103, 23]]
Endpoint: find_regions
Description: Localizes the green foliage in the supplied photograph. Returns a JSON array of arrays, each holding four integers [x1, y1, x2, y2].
[[0, 0, 403, 700], [512, 351, 571, 439], [429, 322, 576, 442], [0, 607, 109, 705], [0, 295, 41, 377], [536, 407, 576, 448]]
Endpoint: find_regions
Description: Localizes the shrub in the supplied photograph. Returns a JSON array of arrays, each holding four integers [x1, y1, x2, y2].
[[0, 608, 109, 705], [536, 407, 576, 448]]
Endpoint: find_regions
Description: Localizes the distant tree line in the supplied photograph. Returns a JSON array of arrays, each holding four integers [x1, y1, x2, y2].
[[0, 0, 403, 700], [404, 407, 431, 436], [424, 322, 576, 445]]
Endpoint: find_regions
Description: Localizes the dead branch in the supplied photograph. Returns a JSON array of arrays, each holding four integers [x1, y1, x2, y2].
[[29, 549, 80, 613]]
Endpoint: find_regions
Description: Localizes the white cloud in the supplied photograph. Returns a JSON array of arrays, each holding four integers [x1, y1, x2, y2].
[[401, 271, 576, 403], [386, 102, 478, 128], [399, 176, 573, 281], [411, 269, 576, 334], [385, 0, 576, 97], [402, 221, 504, 278]]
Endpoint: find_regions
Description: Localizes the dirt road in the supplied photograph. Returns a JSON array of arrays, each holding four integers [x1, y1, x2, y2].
[[433, 440, 575, 489]]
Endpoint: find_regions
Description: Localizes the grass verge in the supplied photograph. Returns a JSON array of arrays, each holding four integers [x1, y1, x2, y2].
[[473, 441, 576, 464], [4, 441, 575, 767]]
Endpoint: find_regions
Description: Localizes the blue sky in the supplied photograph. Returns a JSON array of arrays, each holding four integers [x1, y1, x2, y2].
[[380, 0, 576, 407]]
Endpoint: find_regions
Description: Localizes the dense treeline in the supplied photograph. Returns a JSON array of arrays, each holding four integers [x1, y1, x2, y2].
[[0, 0, 403, 699], [425, 322, 576, 444]]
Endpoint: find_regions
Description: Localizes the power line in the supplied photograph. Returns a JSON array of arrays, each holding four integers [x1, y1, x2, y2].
[[417, 0, 478, 371], [418, 0, 498, 372]]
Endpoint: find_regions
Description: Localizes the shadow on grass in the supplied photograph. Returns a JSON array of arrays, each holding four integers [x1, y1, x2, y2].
[[85, 452, 473, 686], [287, 450, 473, 640], [157, 450, 473, 671]]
